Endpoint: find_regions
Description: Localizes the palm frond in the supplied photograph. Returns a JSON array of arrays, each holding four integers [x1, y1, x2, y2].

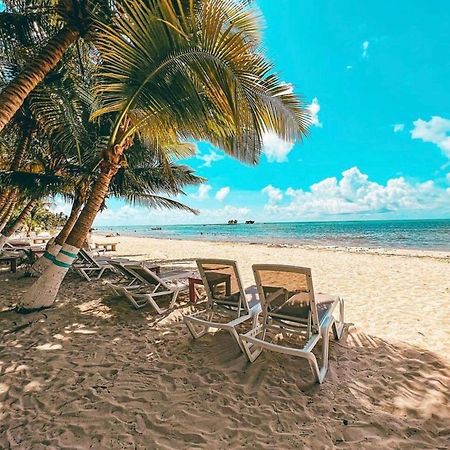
[[121, 193, 198, 215]]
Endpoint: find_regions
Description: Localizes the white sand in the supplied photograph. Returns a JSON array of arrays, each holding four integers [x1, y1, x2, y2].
[[1, 236, 449, 448]]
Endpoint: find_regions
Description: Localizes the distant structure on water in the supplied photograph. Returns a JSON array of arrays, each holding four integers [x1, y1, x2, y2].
[[245, 220, 255, 224], [227, 219, 238, 225]]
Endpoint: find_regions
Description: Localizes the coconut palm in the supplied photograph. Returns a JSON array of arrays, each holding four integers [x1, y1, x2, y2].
[[0, 0, 116, 132], [0, 170, 74, 249], [19, 0, 310, 311]]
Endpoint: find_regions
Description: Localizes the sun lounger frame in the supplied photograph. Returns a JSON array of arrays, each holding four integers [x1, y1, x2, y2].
[[240, 264, 344, 383], [108, 264, 191, 313], [183, 259, 260, 351], [72, 248, 114, 282]]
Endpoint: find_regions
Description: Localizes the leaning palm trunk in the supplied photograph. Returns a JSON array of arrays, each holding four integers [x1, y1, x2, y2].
[[30, 197, 83, 275], [0, 199, 35, 250], [19, 152, 123, 311], [0, 191, 10, 212], [0, 26, 79, 132], [0, 194, 17, 233]]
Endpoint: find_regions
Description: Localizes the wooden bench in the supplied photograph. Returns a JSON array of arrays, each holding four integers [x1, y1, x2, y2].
[[94, 242, 118, 252]]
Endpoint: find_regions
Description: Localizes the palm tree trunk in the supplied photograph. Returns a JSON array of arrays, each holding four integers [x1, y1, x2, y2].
[[30, 196, 84, 275], [0, 26, 79, 132], [0, 191, 9, 212], [55, 198, 84, 246], [0, 194, 17, 233], [19, 151, 124, 311], [0, 199, 35, 250]]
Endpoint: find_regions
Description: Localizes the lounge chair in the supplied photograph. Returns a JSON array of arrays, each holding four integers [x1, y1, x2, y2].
[[72, 248, 115, 281], [107, 261, 160, 291], [239, 264, 344, 383], [107, 264, 194, 313], [183, 259, 261, 351]]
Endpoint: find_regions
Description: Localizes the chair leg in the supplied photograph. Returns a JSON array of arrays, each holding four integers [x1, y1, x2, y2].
[[183, 311, 215, 340], [169, 289, 180, 309], [332, 297, 345, 340], [240, 337, 263, 362], [229, 328, 245, 352]]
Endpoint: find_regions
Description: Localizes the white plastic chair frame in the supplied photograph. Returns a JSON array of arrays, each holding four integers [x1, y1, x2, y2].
[[183, 259, 261, 352], [239, 264, 344, 384], [109, 264, 189, 313], [72, 248, 114, 282]]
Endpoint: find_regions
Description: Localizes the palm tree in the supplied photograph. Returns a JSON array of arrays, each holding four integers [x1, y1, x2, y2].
[[0, 0, 115, 132], [31, 145, 205, 274], [0, 170, 74, 250], [0, 199, 36, 248], [19, 0, 310, 311]]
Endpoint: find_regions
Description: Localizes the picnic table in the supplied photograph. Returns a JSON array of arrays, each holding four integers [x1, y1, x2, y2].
[[188, 271, 231, 303], [94, 242, 118, 252], [0, 253, 22, 273]]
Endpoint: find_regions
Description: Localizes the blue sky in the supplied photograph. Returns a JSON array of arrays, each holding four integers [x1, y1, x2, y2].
[[57, 2, 450, 224]]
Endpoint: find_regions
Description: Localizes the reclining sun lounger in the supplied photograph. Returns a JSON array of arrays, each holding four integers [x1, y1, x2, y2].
[[239, 264, 344, 383], [107, 264, 194, 313], [72, 248, 115, 281], [183, 259, 261, 351]]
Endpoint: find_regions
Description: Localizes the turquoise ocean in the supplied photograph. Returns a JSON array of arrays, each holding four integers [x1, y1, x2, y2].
[[97, 219, 450, 251]]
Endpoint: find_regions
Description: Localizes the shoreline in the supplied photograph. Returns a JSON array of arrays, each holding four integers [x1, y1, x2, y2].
[[93, 231, 450, 261]]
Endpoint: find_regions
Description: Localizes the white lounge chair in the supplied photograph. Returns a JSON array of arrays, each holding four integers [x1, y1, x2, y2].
[[107, 264, 193, 313], [239, 264, 344, 384], [183, 259, 261, 351], [72, 248, 115, 281]]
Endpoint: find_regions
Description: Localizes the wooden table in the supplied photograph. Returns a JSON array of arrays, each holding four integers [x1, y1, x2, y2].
[[188, 272, 232, 303], [95, 242, 118, 252], [33, 236, 52, 245], [0, 254, 22, 273]]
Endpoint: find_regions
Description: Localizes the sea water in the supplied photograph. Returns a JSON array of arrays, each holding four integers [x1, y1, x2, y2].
[[97, 219, 450, 251]]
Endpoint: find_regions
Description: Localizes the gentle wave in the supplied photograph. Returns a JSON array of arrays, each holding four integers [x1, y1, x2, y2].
[[97, 219, 450, 251]]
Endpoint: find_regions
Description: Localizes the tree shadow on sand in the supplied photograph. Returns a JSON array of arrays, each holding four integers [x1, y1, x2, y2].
[[0, 271, 449, 448]]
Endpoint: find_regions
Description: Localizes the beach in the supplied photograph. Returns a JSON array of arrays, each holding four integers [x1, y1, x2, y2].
[[1, 235, 449, 448]]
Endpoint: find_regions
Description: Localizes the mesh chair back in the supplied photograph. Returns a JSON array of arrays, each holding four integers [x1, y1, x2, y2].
[[126, 265, 161, 284], [197, 259, 247, 313], [76, 249, 98, 267], [252, 265, 319, 328]]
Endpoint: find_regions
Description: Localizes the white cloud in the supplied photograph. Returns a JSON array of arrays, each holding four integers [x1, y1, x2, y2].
[[262, 184, 283, 205], [307, 97, 322, 128], [280, 82, 294, 94], [204, 204, 251, 220], [393, 123, 405, 133], [262, 132, 294, 163], [362, 40, 369, 58], [197, 150, 224, 167], [264, 167, 450, 218], [446, 173, 450, 184], [215, 187, 230, 202], [192, 184, 211, 200], [411, 116, 450, 158], [50, 197, 72, 216]]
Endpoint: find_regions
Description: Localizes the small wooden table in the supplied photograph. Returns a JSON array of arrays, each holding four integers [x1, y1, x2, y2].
[[188, 272, 231, 303], [0, 254, 22, 273], [33, 236, 52, 245], [95, 242, 118, 252]]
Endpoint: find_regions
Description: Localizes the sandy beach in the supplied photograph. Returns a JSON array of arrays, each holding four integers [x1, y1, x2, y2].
[[1, 236, 449, 449]]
